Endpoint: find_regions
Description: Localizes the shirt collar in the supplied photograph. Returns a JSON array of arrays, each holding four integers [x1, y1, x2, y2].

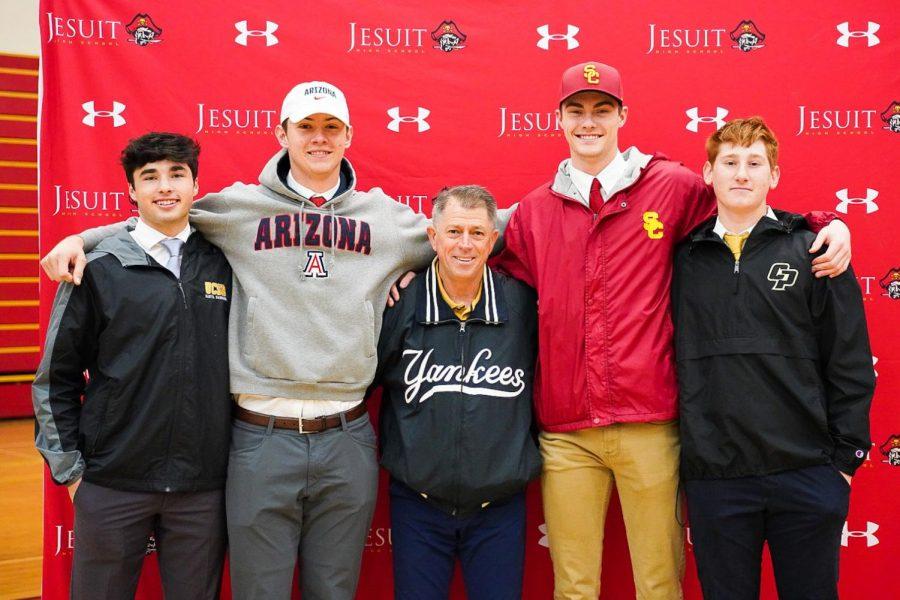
[[416, 258, 507, 325], [714, 206, 777, 239], [567, 151, 625, 204], [287, 170, 340, 201], [435, 262, 483, 321], [131, 218, 192, 253]]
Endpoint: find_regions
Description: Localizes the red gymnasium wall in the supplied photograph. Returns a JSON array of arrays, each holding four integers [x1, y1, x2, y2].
[[37, 1, 897, 598]]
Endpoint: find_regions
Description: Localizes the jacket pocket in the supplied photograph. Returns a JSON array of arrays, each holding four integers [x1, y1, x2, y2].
[[86, 380, 119, 456]]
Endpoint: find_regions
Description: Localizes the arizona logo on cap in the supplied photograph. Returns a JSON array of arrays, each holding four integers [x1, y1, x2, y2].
[[583, 64, 600, 84]]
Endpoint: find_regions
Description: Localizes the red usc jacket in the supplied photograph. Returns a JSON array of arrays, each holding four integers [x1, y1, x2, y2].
[[495, 148, 833, 432]]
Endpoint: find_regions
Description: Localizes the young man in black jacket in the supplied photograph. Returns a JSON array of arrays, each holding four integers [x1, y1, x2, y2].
[[33, 133, 232, 599], [373, 185, 541, 600], [672, 117, 875, 600]]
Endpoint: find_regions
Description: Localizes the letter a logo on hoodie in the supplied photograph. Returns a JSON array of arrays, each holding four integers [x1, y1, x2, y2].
[[303, 250, 328, 278]]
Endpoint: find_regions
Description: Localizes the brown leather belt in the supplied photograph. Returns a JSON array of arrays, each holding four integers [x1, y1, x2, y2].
[[233, 400, 367, 433]]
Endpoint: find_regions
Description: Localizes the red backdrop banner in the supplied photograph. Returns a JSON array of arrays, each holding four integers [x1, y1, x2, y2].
[[37, 0, 897, 598]]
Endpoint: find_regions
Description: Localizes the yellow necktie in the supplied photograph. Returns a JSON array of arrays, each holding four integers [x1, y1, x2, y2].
[[723, 232, 749, 261]]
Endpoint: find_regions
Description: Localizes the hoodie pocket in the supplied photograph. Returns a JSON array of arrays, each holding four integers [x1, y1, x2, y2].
[[363, 300, 376, 358], [240, 294, 376, 385]]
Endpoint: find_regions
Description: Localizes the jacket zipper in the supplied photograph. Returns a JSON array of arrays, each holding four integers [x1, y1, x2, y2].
[[162, 254, 191, 492], [733, 258, 740, 294], [452, 319, 467, 516]]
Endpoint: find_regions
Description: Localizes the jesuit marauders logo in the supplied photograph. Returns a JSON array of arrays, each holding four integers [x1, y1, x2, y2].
[[124, 14, 162, 46], [46, 11, 162, 46], [431, 21, 467, 52], [879, 268, 900, 299], [349, 20, 467, 54], [881, 101, 900, 133], [880, 434, 900, 466], [646, 19, 764, 54], [730, 20, 765, 52]]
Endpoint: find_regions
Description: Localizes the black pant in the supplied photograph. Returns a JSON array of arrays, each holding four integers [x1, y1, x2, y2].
[[685, 464, 850, 600], [71, 480, 225, 600]]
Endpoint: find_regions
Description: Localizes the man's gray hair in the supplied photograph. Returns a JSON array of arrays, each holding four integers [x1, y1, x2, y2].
[[432, 185, 498, 226]]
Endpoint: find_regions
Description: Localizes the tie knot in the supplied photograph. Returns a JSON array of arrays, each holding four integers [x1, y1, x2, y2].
[[723, 232, 749, 260], [160, 238, 184, 257], [590, 178, 601, 193]]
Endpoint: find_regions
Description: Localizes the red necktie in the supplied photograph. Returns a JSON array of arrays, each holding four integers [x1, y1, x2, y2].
[[309, 195, 326, 208], [589, 178, 603, 214]]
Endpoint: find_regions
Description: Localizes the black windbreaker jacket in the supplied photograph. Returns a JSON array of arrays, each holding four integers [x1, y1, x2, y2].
[[33, 227, 232, 492], [672, 210, 875, 480], [373, 262, 542, 516]]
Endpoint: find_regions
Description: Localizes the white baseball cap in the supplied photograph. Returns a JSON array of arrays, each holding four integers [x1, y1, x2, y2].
[[279, 81, 350, 126]]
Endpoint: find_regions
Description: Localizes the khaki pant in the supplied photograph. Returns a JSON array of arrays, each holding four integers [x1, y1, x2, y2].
[[540, 420, 684, 600]]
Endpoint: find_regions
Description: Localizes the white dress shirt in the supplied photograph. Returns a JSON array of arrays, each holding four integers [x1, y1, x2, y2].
[[129, 218, 192, 265], [287, 170, 340, 201], [567, 151, 627, 207], [713, 206, 777, 240]]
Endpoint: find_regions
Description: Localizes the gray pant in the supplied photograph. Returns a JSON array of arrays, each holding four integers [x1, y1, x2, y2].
[[71, 481, 225, 600], [225, 411, 379, 600]]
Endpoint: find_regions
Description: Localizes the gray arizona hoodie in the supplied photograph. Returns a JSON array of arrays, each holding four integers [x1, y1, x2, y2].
[[82, 151, 433, 403]]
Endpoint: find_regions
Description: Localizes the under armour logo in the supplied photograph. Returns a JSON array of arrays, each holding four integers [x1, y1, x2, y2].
[[767, 262, 798, 291], [835, 188, 878, 214], [836, 22, 880, 47], [302, 250, 328, 278], [537, 523, 549, 548], [842, 521, 880, 547], [536, 25, 579, 50], [386, 107, 431, 133], [873, 355, 878, 377], [234, 20, 279, 46], [685, 107, 728, 132], [81, 101, 126, 127]]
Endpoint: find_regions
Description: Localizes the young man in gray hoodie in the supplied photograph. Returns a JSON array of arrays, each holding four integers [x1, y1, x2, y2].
[[40, 82, 432, 600]]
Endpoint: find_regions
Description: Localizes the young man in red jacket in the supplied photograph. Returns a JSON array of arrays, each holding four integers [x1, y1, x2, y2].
[[493, 62, 851, 599]]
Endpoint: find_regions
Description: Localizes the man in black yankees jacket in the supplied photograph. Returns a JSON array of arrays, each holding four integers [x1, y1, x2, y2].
[[372, 185, 541, 600], [672, 118, 875, 600]]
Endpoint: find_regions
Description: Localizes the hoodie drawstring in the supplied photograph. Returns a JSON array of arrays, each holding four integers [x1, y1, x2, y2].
[[299, 203, 306, 283]]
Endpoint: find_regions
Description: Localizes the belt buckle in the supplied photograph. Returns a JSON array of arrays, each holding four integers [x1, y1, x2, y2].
[[299, 415, 328, 434]]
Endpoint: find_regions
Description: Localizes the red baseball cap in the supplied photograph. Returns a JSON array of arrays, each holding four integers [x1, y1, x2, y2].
[[559, 61, 623, 106]]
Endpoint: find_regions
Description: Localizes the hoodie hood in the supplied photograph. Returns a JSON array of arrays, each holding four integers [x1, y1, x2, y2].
[[258, 149, 357, 209], [552, 146, 654, 201]]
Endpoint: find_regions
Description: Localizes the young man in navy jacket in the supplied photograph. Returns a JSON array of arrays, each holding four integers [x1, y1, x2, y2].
[[672, 117, 875, 599], [33, 133, 231, 599]]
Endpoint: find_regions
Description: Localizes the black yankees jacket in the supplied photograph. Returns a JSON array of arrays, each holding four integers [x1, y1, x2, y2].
[[33, 227, 232, 492], [672, 210, 875, 480], [372, 262, 542, 515]]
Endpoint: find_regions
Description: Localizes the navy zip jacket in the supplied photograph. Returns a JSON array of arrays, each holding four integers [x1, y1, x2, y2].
[[372, 261, 541, 516], [33, 227, 232, 492], [672, 209, 874, 480]]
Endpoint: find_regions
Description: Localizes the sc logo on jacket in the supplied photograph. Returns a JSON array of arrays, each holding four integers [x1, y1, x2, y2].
[[642, 211, 664, 239]]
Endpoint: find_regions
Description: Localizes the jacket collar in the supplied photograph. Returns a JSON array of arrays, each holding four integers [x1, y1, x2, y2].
[[689, 208, 807, 247], [89, 226, 156, 268], [415, 258, 508, 325], [551, 146, 654, 202]]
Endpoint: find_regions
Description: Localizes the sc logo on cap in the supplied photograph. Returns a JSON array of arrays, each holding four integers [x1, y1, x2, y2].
[[583, 65, 599, 84]]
